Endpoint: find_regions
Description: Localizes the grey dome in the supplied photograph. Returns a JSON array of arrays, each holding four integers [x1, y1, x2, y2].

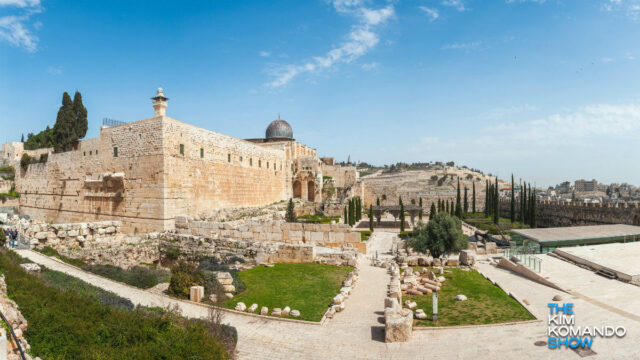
[[265, 119, 293, 139]]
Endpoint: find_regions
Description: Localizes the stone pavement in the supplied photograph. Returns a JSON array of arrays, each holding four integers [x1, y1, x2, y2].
[[15, 234, 640, 359]]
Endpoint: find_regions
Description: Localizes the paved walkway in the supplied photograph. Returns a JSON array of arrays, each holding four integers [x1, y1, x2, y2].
[[15, 234, 640, 359]]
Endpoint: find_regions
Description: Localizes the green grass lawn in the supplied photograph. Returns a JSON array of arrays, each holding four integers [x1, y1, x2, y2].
[[223, 263, 352, 322], [463, 212, 530, 235], [406, 268, 534, 327]]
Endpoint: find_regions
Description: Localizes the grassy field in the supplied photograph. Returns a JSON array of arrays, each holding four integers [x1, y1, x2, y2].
[[463, 213, 530, 235], [0, 250, 230, 359], [223, 263, 352, 322], [405, 268, 534, 327]]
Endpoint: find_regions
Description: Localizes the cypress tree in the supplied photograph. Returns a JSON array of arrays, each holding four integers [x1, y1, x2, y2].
[[344, 206, 348, 225], [72, 91, 88, 140], [450, 200, 454, 216], [445, 199, 449, 214], [286, 198, 296, 222], [349, 199, 355, 226], [419, 198, 423, 221], [53, 92, 76, 152], [522, 183, 527, 224], [355, 197, 361, 221], [510, 174, 515, 223], [430, 202, 436, 219], [463, 187, 468, 215], [484, 180, 490, 217], [493, 177, 499, 224], [532, 189, 537, 228], [376, 197, 380, 206], [520, 182, 525, 224], [369, 204, 374, 232], [400, 200, 405, 232], [472, 182, 476, 214], [455, 179, 462, 218], [20, 134, 24, 142]]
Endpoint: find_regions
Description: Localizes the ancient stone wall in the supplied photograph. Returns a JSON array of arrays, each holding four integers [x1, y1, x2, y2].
[[161, 119, 289, 221], [175, 217, 362, 246], [321, 164, 358, 188], [499, 199, 640, 227], [0, 179, 12, 193]]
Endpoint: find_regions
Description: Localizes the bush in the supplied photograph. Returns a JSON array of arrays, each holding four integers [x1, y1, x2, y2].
[[82, 264, 170, 289], [0, 230, 5, 247], [0, 250, 230, 359], [169, 261, 205, 299], [360, 231, 371, 241], [409, 212, 466, 258], [165, 247, 181, 260]]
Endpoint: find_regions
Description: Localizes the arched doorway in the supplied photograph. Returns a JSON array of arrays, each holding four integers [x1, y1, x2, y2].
[[307, 181, 315, 202], [293, 181, 301, 199]]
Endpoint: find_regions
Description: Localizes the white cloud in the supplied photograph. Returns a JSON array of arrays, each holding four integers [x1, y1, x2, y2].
[[603, 0, 640, 19], [47, 65, 62, 75], [259, 51, 271, 57], [0, 0, 39, 7], [442, 0, 467, 11], [361, 62, 379, 70], [267, 1, 394, 87], [0, 15, 37, 52], [419, 6, 439, 22], [441, 41, 481, 50], [0, 0, 41, 52]]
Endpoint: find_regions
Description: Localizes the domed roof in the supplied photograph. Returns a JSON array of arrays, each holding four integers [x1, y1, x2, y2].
[[265, 119, 293, 139]]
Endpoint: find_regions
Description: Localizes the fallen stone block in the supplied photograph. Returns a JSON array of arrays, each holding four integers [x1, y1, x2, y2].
[[385, 308, 413, 343], [407, 289, 421, 296], [291, 310, 300, 317], [260, 306, 268, 315], [404, 300, 417, 309], [235, 302, 247, 311], [454, 294, 468, 301], [415, 309, 427, 319], [271, 308, 282, 316], [248, 303, 258, 313], [282, 306, 291, 316], [216, 272, 234, 285]]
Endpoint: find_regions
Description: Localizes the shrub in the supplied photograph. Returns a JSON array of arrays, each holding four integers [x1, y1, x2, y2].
[[0, 250, 229, 359], [168, 261, 205, 299], [20, 153, 32, 171], [82, 264, 170, 289], [0, 230, 5, 247], [165, 247, 181, 260]]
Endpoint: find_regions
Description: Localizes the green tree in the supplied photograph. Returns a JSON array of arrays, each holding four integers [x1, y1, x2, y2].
[[463, 186, 468, 216], [344, 206, 348, 225], [531, 188, 537, 228], [72, 91, 88, 139], [285, 198, 296, 222], [522, 183, 527, 224], [445, 199, 449, 214], [520, 182, 525, 224], [399, 196, 405, 232], [430, 202, 436, 219], [493, 177, 499, 224], [20, 134, 24, 142], [408, 212, 466, 258], [168, 261, 205, 299], [418, 197, 423, 221], [369, 205, 374, 232], [484, 180, 490, 217], [53, 92, 76, 152], [472, 182, 476, 213], [510, 174, 515, 223], [455, 179, 462, 218], [376, 197, 380, 206]]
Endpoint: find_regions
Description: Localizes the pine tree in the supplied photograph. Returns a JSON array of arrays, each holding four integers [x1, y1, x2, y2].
[[72, 91, 88, 140], [285, 198, 296, 222], [455, 179, 462, 218], [510, 174, 515, 223], [53, 92, 76, 152], [369, 204, 374, 232], [430, 202, 436, 219], [463, 187, 468, 215], [493, 177, 499, 225], [472, 182, 476, 213]]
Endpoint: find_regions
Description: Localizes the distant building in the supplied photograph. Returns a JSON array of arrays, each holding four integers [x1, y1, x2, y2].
[[556, 181, 571, 193], [575, 179, 598, 192]]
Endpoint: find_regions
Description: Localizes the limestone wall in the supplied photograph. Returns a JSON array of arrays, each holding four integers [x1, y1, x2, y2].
[[499, 199, 640, 227], [161, 119, 289, 221], [175, 217, 362, 246], [0, 179, 12, 193], [321, 164, 358, 188]]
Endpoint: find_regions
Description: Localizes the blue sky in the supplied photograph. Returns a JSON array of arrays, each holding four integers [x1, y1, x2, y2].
[[1, 0, 640, 187]]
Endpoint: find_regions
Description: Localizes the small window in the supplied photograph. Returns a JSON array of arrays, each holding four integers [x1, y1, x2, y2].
[[240, 156, 243, 162], [89, 150, 92, 155], [267, 162, 269, 169], [228, 154, 231, 163], [96, 150, 98, 155], [113, 147, 118, 157], [83, 152, 86, 156], [259, 160, 262, 167], [250, 158, 253, 166], [180, 144, 184, 155], [200, 148, 204, 158]]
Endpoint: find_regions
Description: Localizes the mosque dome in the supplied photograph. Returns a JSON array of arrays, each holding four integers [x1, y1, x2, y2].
[[265, 119, 293, 140]]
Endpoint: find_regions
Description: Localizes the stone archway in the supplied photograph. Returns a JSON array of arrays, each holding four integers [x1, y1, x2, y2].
[[307, 181, 315, 202], [293, 180, 302, 199]]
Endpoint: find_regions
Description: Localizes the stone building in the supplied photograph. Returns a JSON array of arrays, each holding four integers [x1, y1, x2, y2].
[[2, 89, 331, 233]]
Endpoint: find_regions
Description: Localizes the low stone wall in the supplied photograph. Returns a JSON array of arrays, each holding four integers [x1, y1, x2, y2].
[[0, 275, 38, 360], [18, 220, 124, 248], [175, 217, 362, 246]]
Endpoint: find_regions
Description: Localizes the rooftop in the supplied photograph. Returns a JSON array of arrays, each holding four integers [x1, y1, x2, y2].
[[512, 224, 640, 246]]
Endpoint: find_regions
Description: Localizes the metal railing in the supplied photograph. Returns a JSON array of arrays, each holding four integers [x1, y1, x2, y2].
[[504, 247, 542, 273], [102, 118, 127, 127]]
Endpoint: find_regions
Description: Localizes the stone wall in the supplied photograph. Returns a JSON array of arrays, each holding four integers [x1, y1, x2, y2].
[[499, 199, 640, 227], [17, 220, 124, 248], [321, 164, 358, 188], [13, 116, 294, 233], [175, 217, 362, 246]]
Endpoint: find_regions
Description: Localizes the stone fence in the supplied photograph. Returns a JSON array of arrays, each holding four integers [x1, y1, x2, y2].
[[175, 216, 364, 251], [17, 220, 124, 248]]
